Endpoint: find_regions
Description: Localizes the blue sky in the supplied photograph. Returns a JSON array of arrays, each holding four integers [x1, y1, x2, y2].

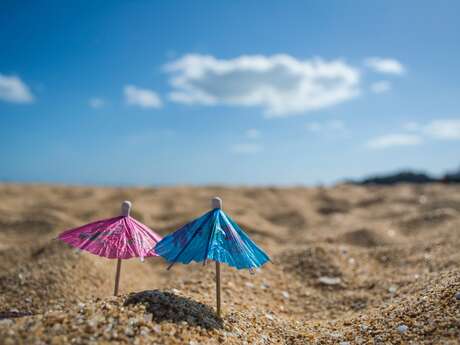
[[1, 1, 459, 185]]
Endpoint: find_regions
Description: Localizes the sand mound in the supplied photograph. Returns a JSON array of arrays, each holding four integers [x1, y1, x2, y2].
[[301, 270, 460, 344], [0, 241, 111, 314], [398, 208, 458, 235], [0, 216, 54, 234], [354, 196, 385, 208], [339, 228, 393, 247], [280, 246, 342, 282], [266, 210, 308, 229], [125, 290, 223, 329], [315, 189, 351, 215]]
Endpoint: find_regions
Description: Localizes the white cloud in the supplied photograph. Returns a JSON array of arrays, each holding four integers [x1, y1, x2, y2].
[[165, 54, 360, 117], [367, 134, 422, 149], [246, 129, 261, 139], [370, 80, 391, 94], [89, 97, 105, 109], [365, 57, 405, 75], [231, 143, 263, 154], [124, 85, 162, 108], [422, 119, 460, 140], [370, 119, 460, 149], [402, 119, 460, 140], [0, 74, 34, 103]]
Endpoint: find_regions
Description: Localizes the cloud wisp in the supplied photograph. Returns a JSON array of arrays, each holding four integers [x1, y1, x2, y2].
[[364, 57, 405, 75], [423, 119, 460, 140], [405, 119, 460, 140], [367, 134, 422, 149], [165, 54, 360, 117], [0, 74, 34, 104], [124, 85, 162, 109], [367, 118, 460, 149]]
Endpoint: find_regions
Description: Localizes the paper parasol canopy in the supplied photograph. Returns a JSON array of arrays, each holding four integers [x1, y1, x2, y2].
[[155, 197, 270, 317], [57, 201, 162, 295]]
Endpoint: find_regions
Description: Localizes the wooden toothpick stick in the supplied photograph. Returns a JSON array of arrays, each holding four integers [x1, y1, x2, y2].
[[114, 258, 122, 296], [212, 197, 223, 317], [114, 201, 131, 296], [216, 260, 221, 317]]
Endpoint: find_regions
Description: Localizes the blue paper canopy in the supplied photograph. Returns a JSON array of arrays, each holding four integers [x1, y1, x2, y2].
[[155, 206, 270, 270]]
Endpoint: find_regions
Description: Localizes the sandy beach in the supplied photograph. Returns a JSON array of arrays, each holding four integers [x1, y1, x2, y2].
[[0, 183, 459, 344]]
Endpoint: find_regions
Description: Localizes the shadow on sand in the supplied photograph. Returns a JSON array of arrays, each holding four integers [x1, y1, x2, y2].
[[124, 290, 223, 329]]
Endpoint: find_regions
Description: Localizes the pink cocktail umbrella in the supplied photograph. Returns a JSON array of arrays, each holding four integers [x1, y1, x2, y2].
[[57, 201, 162, 296]]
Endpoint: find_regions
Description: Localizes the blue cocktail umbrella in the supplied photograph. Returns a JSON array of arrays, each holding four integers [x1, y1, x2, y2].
[[155, 197, 270, 317]]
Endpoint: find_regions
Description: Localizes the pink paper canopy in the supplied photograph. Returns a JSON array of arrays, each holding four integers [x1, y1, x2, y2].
[[58, 216, 162, 260]]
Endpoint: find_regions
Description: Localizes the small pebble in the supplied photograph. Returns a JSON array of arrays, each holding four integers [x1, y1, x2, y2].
[[77, 303, 85, 309], [360, 324, 368, 332], [17, 274, 25, 284], [0, 319, 13, 327], [388, 285, 398, 294], [139, 327, 150, 336], [124, 326, 134, 337], [281, 291, 289, 299], [318, 276, 341, 285], [387, 229, 396, 237], [329, 331, 342, 339], [374, 335, 384, 343], [397, 324, 408, 334], [455, 292, 460, 300]]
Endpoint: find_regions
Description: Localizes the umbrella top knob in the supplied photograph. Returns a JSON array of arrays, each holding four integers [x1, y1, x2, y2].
[[211, 197, 222, 209], [121, 200, 132, 217]]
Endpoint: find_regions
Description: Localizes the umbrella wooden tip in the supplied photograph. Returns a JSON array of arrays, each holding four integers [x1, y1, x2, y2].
[[211, 197, 222, 209], [121, 200, 132, 216]]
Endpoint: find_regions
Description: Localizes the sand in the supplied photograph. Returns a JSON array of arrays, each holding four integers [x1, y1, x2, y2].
[[0, 183, 459, 344]]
